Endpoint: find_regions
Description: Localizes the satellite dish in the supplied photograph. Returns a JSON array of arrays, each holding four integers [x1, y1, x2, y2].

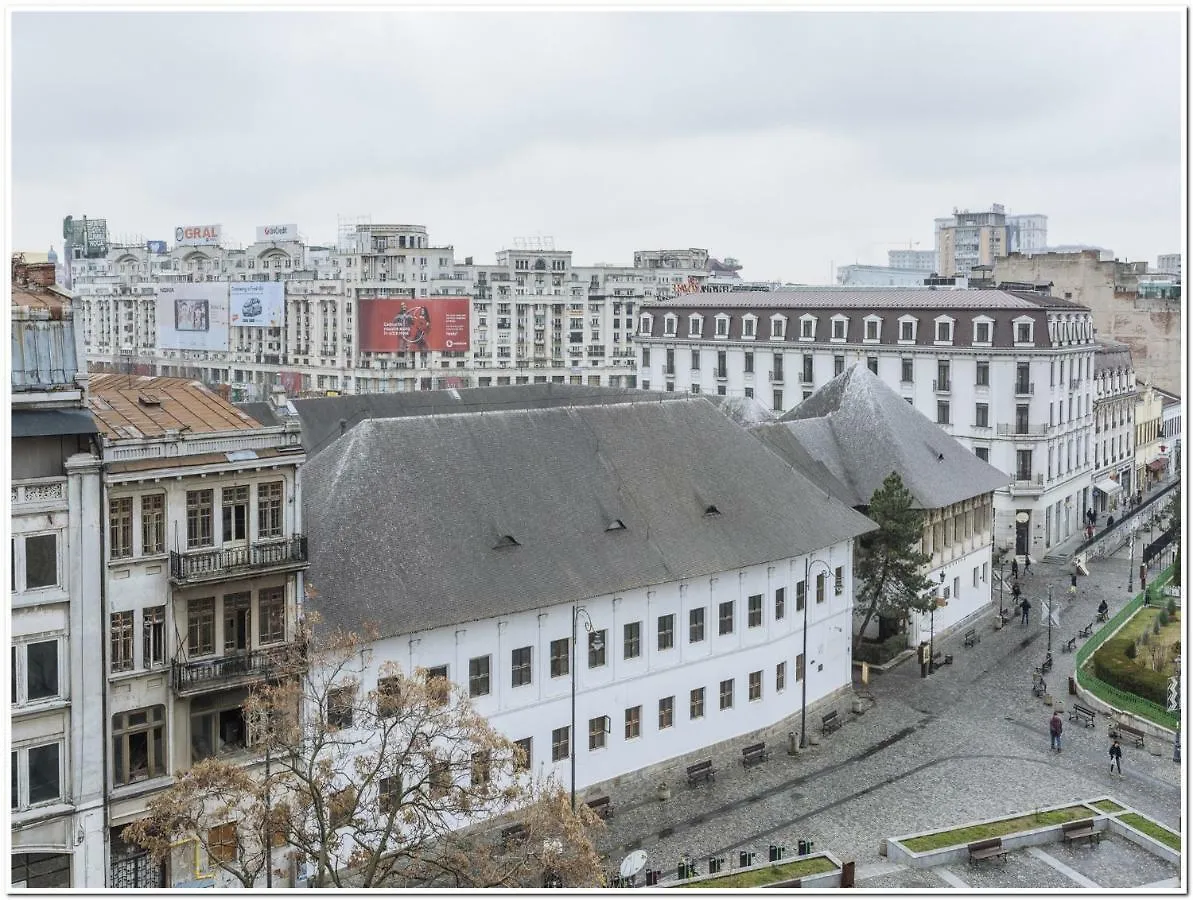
[[620, 849, 648, 879]]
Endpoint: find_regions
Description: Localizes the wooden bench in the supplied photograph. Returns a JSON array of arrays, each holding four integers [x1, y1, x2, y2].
[[1078, 621, 1094, 638], [1109, 722, 1146, 748], [686, 760, 715, 786], [932, 651, 954, 668], [741, 742, 771, 768], [1061, 819, 1101, 847], [967, 838, 1009, 862], [585, 795, 612, 819], [1069, 704, 1096, 728], [821, 710, 842, 735], [1061, 635, 1077, 653], [963, 627, 979, 648], [998, 608, 1013, 626], [500, 823, 527, 848]]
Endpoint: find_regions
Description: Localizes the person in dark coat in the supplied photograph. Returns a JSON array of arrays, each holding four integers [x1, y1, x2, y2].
[[1011, 558, 1019, 580], [1109, 739, 1123, 774], [1050, 712, 1064, 752], [1020, 596, 1032, 625], [1097, 598, 1109, 621], [1070, 572, 1079, 597], [1012, 581, 1022, 603]]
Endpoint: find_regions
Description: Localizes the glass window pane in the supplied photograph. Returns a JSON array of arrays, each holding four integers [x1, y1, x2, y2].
[[25, 641, 58, 700], [24, 535, 57, 589], [27, 744, 60, 804]]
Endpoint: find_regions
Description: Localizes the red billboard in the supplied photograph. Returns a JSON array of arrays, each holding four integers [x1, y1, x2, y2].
[[357, 298, 471, 352]]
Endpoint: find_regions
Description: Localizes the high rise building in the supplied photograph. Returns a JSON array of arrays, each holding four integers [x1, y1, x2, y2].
[[934, 206, 1048, 275]]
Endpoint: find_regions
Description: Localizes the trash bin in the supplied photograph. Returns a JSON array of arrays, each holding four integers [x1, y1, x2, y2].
[[1068, 676, 1077, 696]]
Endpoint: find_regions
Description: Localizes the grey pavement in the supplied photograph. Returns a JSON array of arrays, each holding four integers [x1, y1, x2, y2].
[[589, 541, 1182, 889]]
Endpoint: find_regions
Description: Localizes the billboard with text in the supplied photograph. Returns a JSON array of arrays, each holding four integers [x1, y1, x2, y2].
[[357, 298, 470, 352], [230, 282, 284, 328], [155, 283, 229, 351]]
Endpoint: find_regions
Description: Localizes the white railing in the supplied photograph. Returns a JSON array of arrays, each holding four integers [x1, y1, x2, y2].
[[12, 477, 67, 507]]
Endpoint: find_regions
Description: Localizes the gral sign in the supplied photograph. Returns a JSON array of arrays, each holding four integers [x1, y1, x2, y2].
[[357, 298, 471, 352], [255, 223, 299, 243], [155, 283, 230, 351], [174, 224, 222, 246], [230, 282, 284, 328]]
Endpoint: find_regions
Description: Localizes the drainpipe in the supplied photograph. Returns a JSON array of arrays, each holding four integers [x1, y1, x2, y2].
[[99, 466, 112, 884]]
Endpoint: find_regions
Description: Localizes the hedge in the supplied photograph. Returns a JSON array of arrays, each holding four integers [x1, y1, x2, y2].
[[1091, 637, 1169, 706]]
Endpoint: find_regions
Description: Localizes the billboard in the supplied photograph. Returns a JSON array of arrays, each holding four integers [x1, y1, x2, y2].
[[146, 240, 167, 254], [357, 298, 471, 352], [230, 282, 284, 328], [255, 223, 299, 242], [155, 283, 229, 351], [175, 224, 222, 246]]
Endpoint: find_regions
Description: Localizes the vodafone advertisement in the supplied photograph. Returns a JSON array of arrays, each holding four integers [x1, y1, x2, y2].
[[357, 298, 470, 352]]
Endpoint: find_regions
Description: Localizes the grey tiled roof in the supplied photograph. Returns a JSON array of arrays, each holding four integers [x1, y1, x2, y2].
[[302, 398, 876, 636], [757, 364, 1011, 510], [645, 289, 1086, 311]]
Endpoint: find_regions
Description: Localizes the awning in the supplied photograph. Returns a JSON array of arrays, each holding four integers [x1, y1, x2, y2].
[[1094, 478, 1122, 495], [11, 408, 99, 438], [1147, 458, 1169, 472]]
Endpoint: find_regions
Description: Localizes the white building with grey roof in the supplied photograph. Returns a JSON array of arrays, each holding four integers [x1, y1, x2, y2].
[[299, 397, 875, 827], [635, 288, 1098, 561], [753, 365, 1011, 646]]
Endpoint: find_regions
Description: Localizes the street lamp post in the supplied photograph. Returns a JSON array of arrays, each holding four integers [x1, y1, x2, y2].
[[570, 606, 598, 811], [799, 557, 835, 749], [1128, 530, 1136, 592], [928, 571, 945, 674], [998, 556, 1005, 617]]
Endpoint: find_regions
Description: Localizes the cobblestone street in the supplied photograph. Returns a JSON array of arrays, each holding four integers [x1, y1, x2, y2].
[[590, 543, 1182, 889]]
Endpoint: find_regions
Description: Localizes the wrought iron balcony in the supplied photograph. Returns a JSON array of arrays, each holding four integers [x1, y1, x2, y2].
[[169, 535, 308, 584], [172, 646, 295, 696]]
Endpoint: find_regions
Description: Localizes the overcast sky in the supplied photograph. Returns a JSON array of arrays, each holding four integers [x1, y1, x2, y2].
[[10, 9, 1185, 282]]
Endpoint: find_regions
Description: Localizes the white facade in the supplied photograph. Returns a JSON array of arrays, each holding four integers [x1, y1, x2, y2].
[[836, 264, 928, 287], [909, 501, 996, 646], [1156, 254, 1182, 277], [636, 293, 1098, 559], [1091, 343, 1138, 512], [331, 542, 855, 848], [1007, 214, 1048, 254], [887, 249, 937, 272]]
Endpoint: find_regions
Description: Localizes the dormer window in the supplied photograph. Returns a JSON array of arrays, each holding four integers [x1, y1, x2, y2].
[[688, 314, 703, 337], [898, 316, 916, 343], [934, 316, 955, 344], [1013, 316, 1035, 346], [770, 315, 787, 340], [830, 315, 849, 342], [798, 315, 817, 341], [973, 316, 994, 346], [639, 313, 653, 334], [715, 314, 730, 338], [742, 314, 758, 340], [863, 315, 882, 343], [663, 314, 678, 337]]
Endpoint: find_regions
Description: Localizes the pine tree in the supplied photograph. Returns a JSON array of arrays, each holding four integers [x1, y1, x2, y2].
[[854, 471, 936, 640]]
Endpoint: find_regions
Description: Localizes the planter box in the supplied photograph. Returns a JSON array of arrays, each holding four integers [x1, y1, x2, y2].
[[665, 851, 843, 889]]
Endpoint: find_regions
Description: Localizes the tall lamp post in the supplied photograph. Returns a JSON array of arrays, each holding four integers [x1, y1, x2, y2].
[[928, 570, 945, 674], [799, 557, 835, 749], [570, 606, 598, 811], [998, 555, 1006, 617]]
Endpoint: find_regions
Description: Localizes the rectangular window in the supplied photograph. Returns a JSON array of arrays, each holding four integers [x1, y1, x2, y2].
[[937, 360, 950, 390], [690, 349, 700, 371], [975, 403, 989, 427], [975, 447, 990, 462], [468, 655, 491, 697], [513, 737, 532, 771], [773, 389, 783, 412], [428, 762, 451, 800], [690, 687, 705, 719], [140, 493, 165, 555], [747, 593, 763, 627], [24, 743, 61, 806], [257, 482, 284, 538], [776, 661, 787, 693], [471, 750, 491, 785], [816, 572, 826, 604], [975, 321, 991, 343], [588, 630, 607, 668], [976, 361, 990, 387], [24, 534, 58, 589], [328, 685, 356, 729], [551, 726, 570, 762], [1016, 322, 1032, 342], [901, 358, 913, 383], [689, 607, 705, 643], [796, 653, 805, 682], [658, 696, 674, 730], [624, 705, 641, 740], [258, 587, 285, 645], [865, 320, 879, 340], [835, 566, 844, 595], [937, 400, 950, 424], [718, 600, 735, 635], [377, 676, 401, 718], [744, 352, 754, 374], [222, 487, 249, 543], [833, 355, 845, 376], [549, 638, 569, 678], [719, 678, 734, 710], [802, 354, 814, 383], [511, 646, 533, 687], [425, 665, 449, 706], [143, 605, 166, 668], [186, 490, 214, 548], [378, 775, 402, 813], [657, 614, 674, 650], [111, 611, 134, 673], [1016, 404, 1030, 434], [748, 670, 762, 701], [623, 621, 641, 660], [112, 706, 166, 786], [936, 321, 952, 342], [900, 320, 914, 341], [775, 587, 786, 620], [187, 598, 216, 657], [223, 592, 251, 654], [110, 497, 133, 559], [867, 356, 878, 375]]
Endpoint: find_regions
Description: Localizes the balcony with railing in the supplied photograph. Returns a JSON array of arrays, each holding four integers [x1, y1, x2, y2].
[[1015, 381, 1035, 396], [171, 646, 297, 696], [997, 422, 1049, 438], [169, 535, 308, 585]]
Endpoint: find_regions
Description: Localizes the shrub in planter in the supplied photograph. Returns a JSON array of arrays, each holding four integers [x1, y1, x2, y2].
[[1124, 641, 1137, 660], [1092, 637, 1168, 705], [1166, 597, 1177, 616], [1158, 610, 1170, 627]]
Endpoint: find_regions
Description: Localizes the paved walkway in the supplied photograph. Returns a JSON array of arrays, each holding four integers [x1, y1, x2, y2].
[[590, 545, 1181, 889]]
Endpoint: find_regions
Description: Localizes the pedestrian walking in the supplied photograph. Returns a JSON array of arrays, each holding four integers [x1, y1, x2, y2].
[[1011, 558, 1019, 580], [1050, 711, 1064, 752], [1020, 597, 1032, 625], [1109, 739, 1123, 774], [1023, 555, 1032, 576], [1070, 572, 1078, 597]]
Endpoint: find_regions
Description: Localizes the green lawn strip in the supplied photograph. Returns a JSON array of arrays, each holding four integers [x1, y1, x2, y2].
[[1090, 799, 1125, 813], [1117, 608, 1181, 660], [676, 856, 836, 888], [901, 806, 1092, 852], [1119, 813, 1181, 850]]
